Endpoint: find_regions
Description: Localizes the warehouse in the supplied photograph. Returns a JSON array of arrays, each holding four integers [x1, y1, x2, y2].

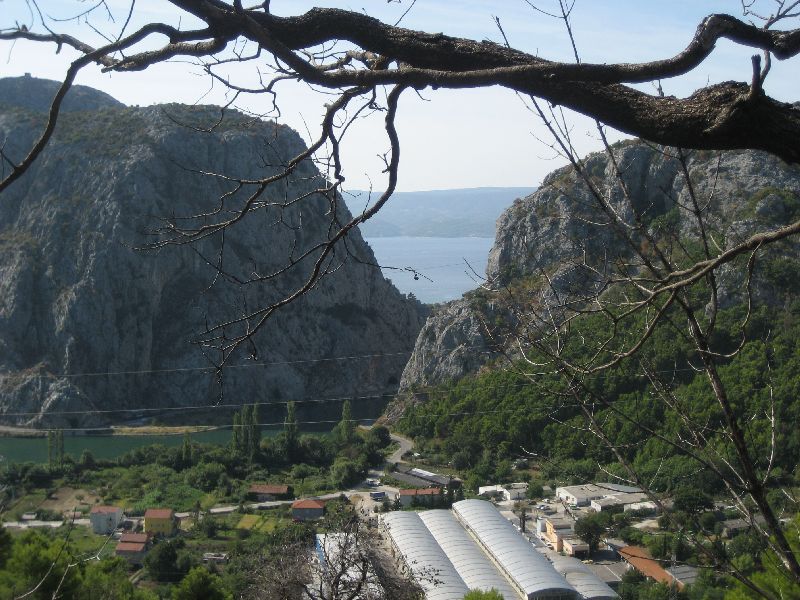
[[382, 512, 470, 600], [453, 500, 579, 600], [419, 510, 520, 600], [555, 484, 642, 507], [382, 501, 601, 600], [548, 553, 618, 600]]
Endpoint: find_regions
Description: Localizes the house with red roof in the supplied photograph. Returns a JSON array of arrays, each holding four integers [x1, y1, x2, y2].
[[116, 541, 148, 565], [115, 532, 152, 565], [144, 508, 176, 536], [619, 545, 698, 590], [291, 498, 326, 521], [248, 483, 292, 501], [398, 488, 441, 508]]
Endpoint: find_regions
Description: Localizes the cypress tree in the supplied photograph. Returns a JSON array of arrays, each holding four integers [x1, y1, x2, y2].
[[231, 411, 241, 454], [250, 403, 260, 456], [339, 399, 354, 446], [284, 401, 299, 462], [240, 406, 251, 458], [182, 432, 193, 466], [56, 429, 65, 468], [47, 430, 55, 471]]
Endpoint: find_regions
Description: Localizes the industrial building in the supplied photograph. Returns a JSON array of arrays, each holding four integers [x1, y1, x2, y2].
[[548, 553, 617, 600], [382, 511, 470, 600], [382, 500, 617, 600], [555, 484, 642, 507], [419, 510, 520, 600]]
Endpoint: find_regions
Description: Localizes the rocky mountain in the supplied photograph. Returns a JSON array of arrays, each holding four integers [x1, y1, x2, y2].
[[397, 142, 800, 396], [0, 76, 426, 428]]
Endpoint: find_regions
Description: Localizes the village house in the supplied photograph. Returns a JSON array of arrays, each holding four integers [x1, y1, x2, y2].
[[89, 505, 124, 534], [619, 546, 699, 591], [398, 488, 441, 508], [144, 508, 176, 536], [248, 483, 292, 501], [291, 499, 326, 521], [115, 533, 151, 565]]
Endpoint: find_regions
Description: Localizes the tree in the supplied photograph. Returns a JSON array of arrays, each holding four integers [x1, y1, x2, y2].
[[231, 411, 241, 455], [332, 400, 356, 447], [81, 558, 159, 600], [240, 407, 252, 460], [282, 401, 300, 463], [173, 566, 232, 600], [250, 403, 261, 458], [464, 590, 504, 600], [3, 3, 800, 596], [181, 432, 193, 467], [144, 540, 181, 582], [46, 430, 55, 472], [574, 513, 608, 556], [247, 508, 422, 600], [79, 449, 96, 471], [673, 488, 713, 515]]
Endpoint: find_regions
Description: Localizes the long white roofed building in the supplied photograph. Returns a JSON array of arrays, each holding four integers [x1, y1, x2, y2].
[[382, 511, 469, 600], [452, 500, 578, 600], [419, 510, 520, 600], [548, 554, 618, 600], [382, 500, 613, 600]]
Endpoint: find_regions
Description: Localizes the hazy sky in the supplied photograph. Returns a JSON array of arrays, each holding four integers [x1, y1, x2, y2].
[[1, 1, 796, 191]]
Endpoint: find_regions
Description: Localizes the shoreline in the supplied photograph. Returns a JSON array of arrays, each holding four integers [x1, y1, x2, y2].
[[0, 424, 222, 438]]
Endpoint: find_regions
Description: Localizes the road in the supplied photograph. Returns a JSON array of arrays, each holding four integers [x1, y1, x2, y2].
[[3, 518, 89, 529], [387, 432, 413, 465]]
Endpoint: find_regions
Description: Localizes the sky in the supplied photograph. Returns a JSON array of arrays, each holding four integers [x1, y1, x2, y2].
[[1, 0, 797, 192]]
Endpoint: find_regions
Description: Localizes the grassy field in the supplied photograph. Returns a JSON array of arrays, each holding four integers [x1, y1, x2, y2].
[[6, 491, 48, 520], [236, 511, 287, 533], [40, 487, 101, 514]]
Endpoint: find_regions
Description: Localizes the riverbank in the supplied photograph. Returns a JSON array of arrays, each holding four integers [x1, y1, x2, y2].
[[0, 424, 223, 438]]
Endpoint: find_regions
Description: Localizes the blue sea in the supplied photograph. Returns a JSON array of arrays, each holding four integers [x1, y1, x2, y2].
[[365, 236, 495, 304]]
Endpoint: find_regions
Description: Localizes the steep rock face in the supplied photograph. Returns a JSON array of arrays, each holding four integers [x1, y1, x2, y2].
[[398, 143, 800, 393], [0, 76, 425, 427]]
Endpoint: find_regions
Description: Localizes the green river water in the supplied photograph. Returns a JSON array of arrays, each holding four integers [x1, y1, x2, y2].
[[0, 428, 275, 464]]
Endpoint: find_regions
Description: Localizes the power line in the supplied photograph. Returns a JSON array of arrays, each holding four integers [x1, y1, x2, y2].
[[5, 407, 554, 434], [0, 349, 418, 381], [0, 363, 708, 418]]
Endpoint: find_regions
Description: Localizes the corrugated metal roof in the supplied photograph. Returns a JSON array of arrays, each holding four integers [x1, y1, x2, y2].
[[548, 554, 618, 600], [419, 510, 521, 600], [453, 500, 578, 600], [382, 512, 469, 600]]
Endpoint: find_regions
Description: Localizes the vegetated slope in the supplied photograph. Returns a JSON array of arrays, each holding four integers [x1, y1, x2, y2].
[[350, 187, 535, 238], [0, 76, 426, 428], [395, 143, 800, 394], [393, 141, 800, 495]]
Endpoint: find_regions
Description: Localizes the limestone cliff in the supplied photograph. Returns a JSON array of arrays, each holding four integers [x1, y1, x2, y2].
[[0, 76, 425, 427], [398, 142, 800, 395]]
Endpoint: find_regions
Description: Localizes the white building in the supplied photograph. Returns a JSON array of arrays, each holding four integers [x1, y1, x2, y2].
[[556, 484, 642, 507], [589, 492, 649, 513], [478, 482, 529, 501], [89, 505, 124, 534]]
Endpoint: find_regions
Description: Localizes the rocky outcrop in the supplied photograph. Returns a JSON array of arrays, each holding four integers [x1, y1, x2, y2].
[[0, 76, 425, 427], [398, 142, 800, 394]]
